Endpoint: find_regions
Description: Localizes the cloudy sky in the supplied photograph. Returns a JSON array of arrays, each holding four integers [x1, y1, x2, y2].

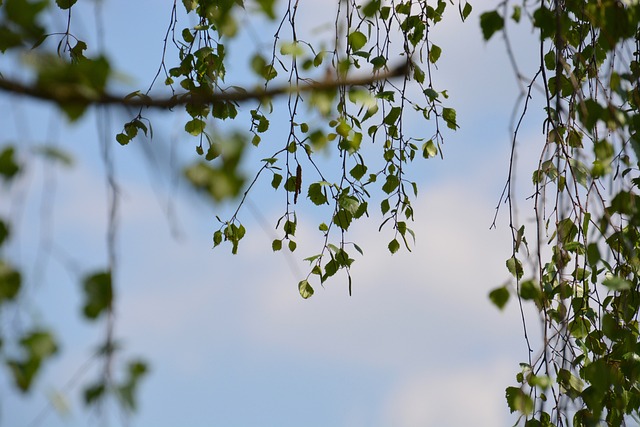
[[2, 1, 550, 426]]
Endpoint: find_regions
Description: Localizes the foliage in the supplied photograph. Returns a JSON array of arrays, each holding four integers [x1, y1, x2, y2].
[[483, 0, 640, 425], [0, 0, 640, 425]]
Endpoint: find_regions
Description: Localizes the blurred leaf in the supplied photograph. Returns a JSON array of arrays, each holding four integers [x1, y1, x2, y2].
[[480, 11, 504, 40], [55, 0, 77, 9], [0, 260, 21, 302], [348, 31, 367, 51], [81, 271, 112, 320], [0, 219, 8, 246], [602, 276, 632, 291], [33, 145, 73, 167], [0, 146, 21, 180], [489, 285, 510, 310], [83, 382, 105, 406]]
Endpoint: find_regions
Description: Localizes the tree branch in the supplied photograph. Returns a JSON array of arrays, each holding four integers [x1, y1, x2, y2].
[[0, 63, 409, 109]]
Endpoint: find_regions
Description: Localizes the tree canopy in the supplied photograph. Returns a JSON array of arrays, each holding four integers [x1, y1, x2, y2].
[[1, 0, 640, 425]]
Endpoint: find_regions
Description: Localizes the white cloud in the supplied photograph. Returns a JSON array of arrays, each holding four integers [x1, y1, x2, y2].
[[380, 360, 516, 427]]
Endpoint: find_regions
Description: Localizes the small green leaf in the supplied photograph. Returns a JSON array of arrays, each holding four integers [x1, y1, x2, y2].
[[0, 219, 8, 246], [348, 31, 367, 51], [350, 164, 367, 180], [382, 175, 399, 194], [333, 210, 353, 230], [381, 199, 390, 214], [81, 271, 113, 320], [272, 239, 282, 251], [602, 275, 632, 291], [33, 145, 73, 166], [489, 286, 510, 310], [213, 230, 223, 247], [298, 280, 314, 299], [55, 0, 77, 10], [422, 140, 437, 158], [388, 239, 400, 254], [383, 107, 402, 126], [308, 182, 328, 205], [506, 256, 524, 280], [480, 10, 504, 41], [0, 146, 21, 180], [0, 261, 21, 302], [461, 2, 472, 21], [505, 387, 534, 414], [185, 119, 206, 136], [271, 173, 283, 190], [442, 108, 458, 130], [284, 220, 296, 236], [84, 382, 106, 406], [429, 44, 442, 63]]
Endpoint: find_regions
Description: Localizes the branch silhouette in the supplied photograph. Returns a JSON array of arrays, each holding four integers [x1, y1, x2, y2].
[[0, 63, 409, 109]]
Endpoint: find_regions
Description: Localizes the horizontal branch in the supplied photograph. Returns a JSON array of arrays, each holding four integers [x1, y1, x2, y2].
[[0, 63, 409, 109]]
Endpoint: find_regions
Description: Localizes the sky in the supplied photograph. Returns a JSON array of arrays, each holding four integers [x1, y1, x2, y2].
[[1, 1, 551, 426]]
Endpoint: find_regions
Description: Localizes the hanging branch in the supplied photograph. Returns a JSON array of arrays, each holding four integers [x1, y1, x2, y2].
[[0, 63, 409, 109]]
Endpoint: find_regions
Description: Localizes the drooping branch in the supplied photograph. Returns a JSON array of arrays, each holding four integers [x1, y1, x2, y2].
[[0, 63, 409, 109]]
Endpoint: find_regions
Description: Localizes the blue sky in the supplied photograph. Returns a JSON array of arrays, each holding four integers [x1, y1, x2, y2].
[[1, 1, 550, 426]]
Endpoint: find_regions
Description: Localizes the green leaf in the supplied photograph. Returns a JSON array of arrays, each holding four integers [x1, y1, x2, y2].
[[55, 0, 77, 9], [362, 0, 381, 17], [388, 239, 400, 254], [256, 0, 276, 19], [489, 286, 510, 310], [422, 140, 437, 158], [0, 146, 21, 180], [0, 219, 8, 246], [381, 198, 390, 214], [298, 280, 314, 299], [505, 387, 534, 414], [382, 175, 399, 194], [81, 271, 113, 320], [461, 2, 472, 21], [429, 44, 442, 63], [284, 220, 296, 236], [349, 164, 367, 180], [442, 107, 458, 130], [116, 133, 130, 146], [383, 107, 402, 125], [213, 230, 223, 247], [338, 195, 360, 215], [182, 0, 197, 12], [272, 239, 282, 251], [307, 182, 328, 205], [333, 209, 353, 230], [33, 145, 73, 166], [480, 11, 504, 41], [506, 256, 523, 280], [185, 119, 206, 136], [0, 260, 21, 302], [84, 382, 106, 406], [8, 329, 58, 392], [519, 280, 540, 301], [271, 173, 283, 190], [602, 275, 632, 291], [348, 31, 367, 51]]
